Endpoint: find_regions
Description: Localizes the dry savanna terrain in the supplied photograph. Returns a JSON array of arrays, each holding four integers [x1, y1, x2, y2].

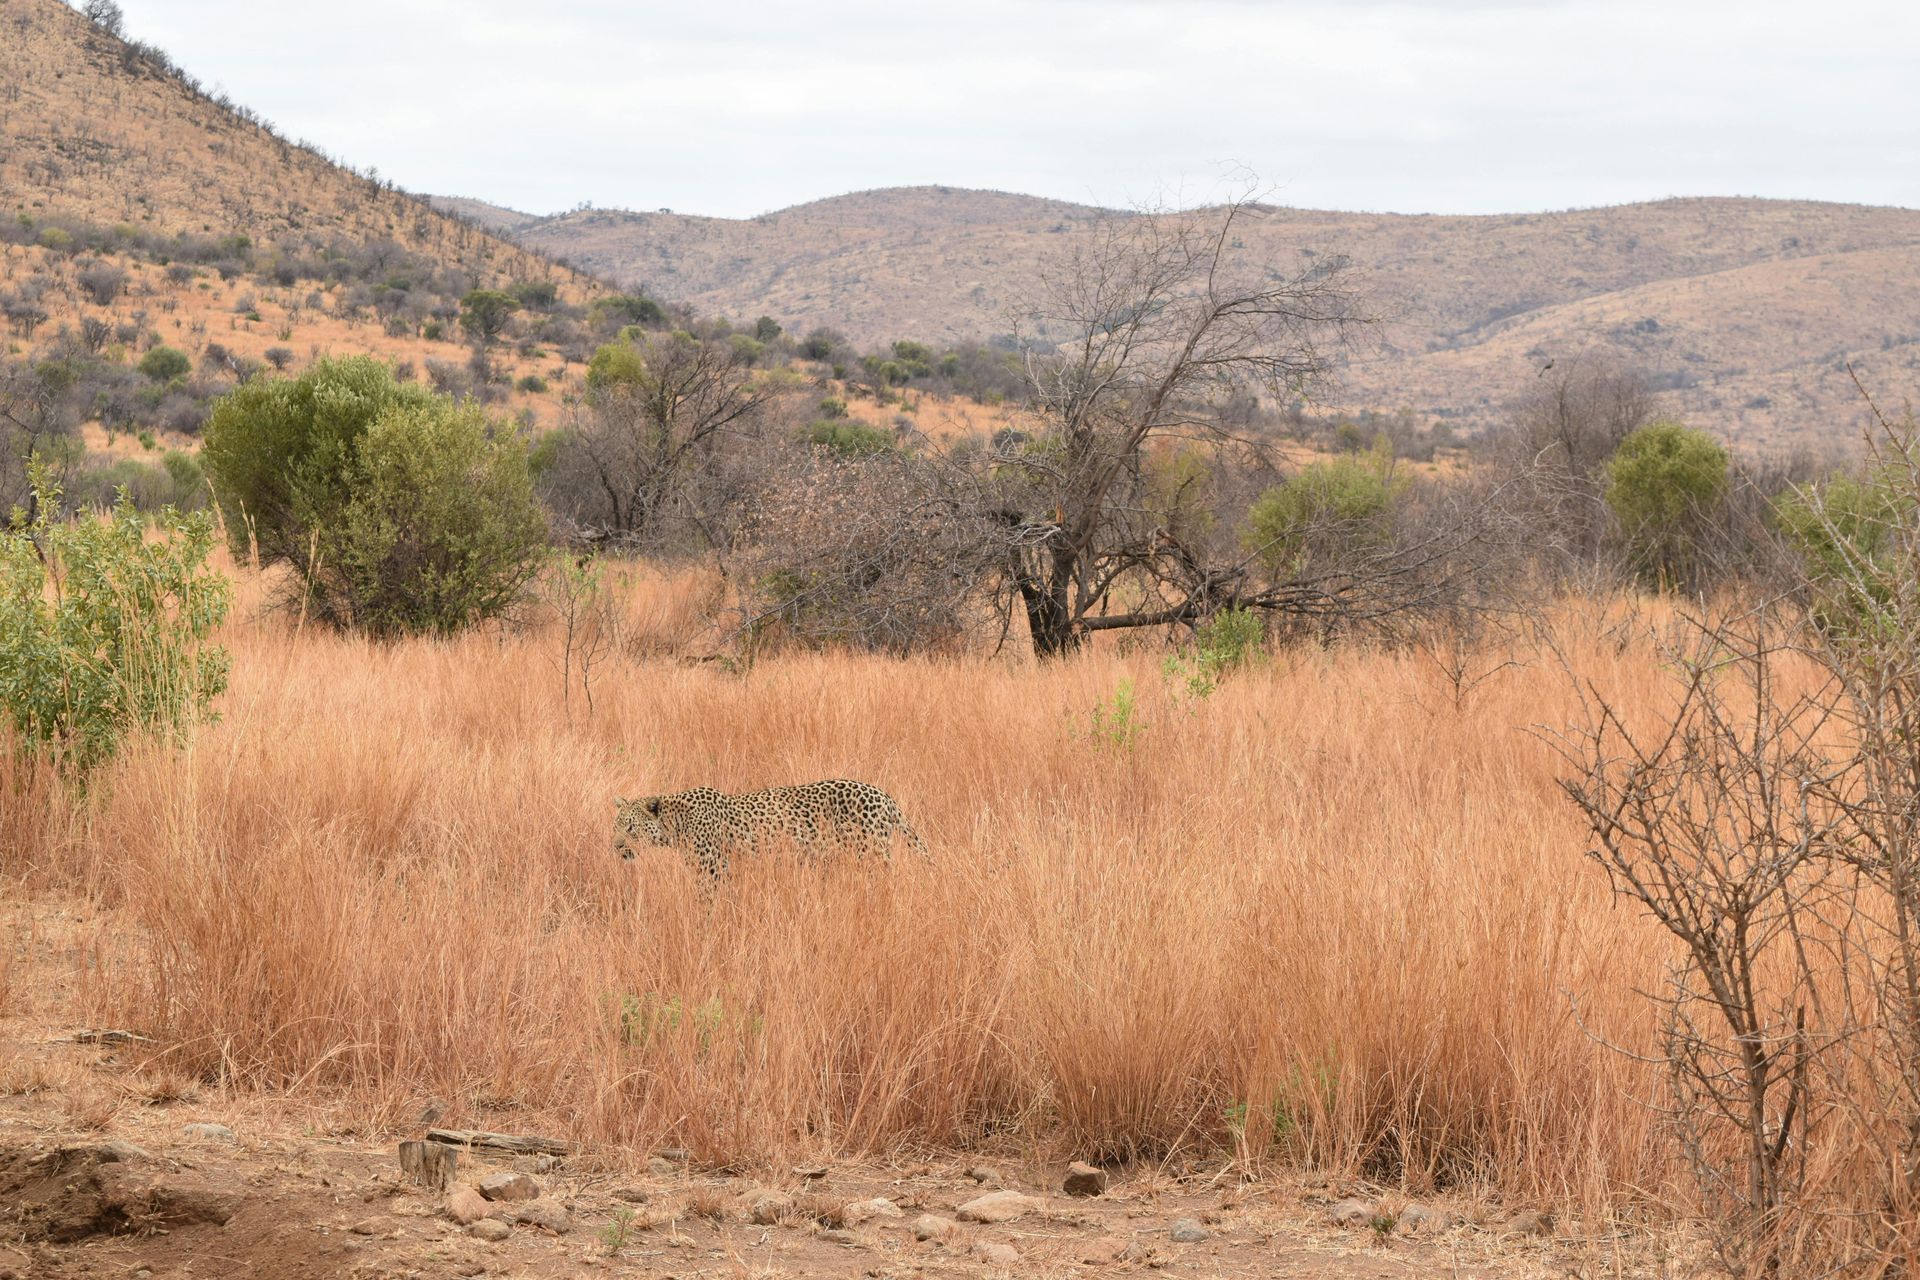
[[449, 186, 1920, 448], [1, 550, 1724, 1278]]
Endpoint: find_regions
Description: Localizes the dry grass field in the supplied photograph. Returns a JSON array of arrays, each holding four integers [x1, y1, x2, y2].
[[0, 552, 1722, 1279], [464, 185, 1920, 448]]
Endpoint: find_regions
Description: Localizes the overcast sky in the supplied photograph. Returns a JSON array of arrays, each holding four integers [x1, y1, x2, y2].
[[118, 0, 1919, 219]]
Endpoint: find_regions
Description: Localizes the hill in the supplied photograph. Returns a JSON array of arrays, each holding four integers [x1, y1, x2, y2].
[[0, 0, 607, 468], [452, 186, 1920, 447]]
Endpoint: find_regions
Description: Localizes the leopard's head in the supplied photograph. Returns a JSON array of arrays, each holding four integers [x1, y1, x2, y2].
[[613, 795, 672, 861]]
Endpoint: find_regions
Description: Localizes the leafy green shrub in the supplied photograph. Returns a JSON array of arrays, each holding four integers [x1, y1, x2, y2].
[[201, 357, 547, 636], [0, 470, 230, 777], [1163, 607, 1265, 701], [515, 374, 548, 394], [817, 396, 847, 420], [586, 341, 646, 392], [137, 345, 191, 383], [594, 294, 665, 328], [803, 420, 893, 457], [1244, 446, 1401, 571], [1775, 469, 1914, 634], [1604, 419, 1728, 588]]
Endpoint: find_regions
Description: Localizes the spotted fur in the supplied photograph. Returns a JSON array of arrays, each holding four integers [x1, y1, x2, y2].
[[614, 779, 926, 878]]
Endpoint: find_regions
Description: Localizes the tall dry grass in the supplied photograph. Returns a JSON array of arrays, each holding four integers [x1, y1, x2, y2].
[[10, 558, 1688, 1222]]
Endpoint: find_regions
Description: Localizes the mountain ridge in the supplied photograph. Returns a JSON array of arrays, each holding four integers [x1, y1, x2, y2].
[[437, 186, 1920, 445]]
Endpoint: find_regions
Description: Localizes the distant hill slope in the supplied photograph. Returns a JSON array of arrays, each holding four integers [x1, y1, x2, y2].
[[0, 0, 602, 441], [451, 185, 1920, 446]]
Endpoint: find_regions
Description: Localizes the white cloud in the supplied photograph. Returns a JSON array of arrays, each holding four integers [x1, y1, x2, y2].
[[117, 0, 1920, 216]]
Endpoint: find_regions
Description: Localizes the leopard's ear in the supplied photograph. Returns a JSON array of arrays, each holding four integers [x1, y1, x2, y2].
[[614, 796, 630, 810], [645, 797, 663, 815]]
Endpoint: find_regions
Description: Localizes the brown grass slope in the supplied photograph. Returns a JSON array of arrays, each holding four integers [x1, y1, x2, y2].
[[0, 0, 589, 293], [467, 185, 1920, 447], [0, 0, 604, 431]]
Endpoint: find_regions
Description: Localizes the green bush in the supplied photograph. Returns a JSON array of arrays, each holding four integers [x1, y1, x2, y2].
[[137, 345, 191, 383], [458, 289, 519, 344], [201, 357, 547, 636], [0, 470, 230, 777], [595, 294, 665, 328], [515, 374, 549, 394], [1604, 420, 1728, 588], [1775, 469, 1914, 633], [1244, 447, 1401, 571], [803, 420, 893, 457], [586, 341, 646, 392]]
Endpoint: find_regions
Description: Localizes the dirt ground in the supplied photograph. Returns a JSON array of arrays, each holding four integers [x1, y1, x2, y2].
[[0, 896, 1684, 1280]]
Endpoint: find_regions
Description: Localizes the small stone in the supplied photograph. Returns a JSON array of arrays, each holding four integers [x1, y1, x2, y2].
[[749, 1192, 794, 1225], [956, 1190, 1040, 1224], [1169, 1217, 1210, 1243], [478, 1172, 540, 1202], [1504, 1209, 1554, 1238], [1063, 1161, 1108, 1197], [181, 1122, 235, 1143], [1326, 1197, 1375, 1226], [910, 1213, 957, 1242], [966, 1165, 1001, 1185], [1079, 1235, 1130, 1263], [507, 1199, 572, 1234], [611, 1185, 651, 1204], [444, 1187, 492, 1225], [349, 1218, 380, 1235], [970, 1241, 1020, 1266], [469, 1218, 511, 1242], [843, 1197, 903, 1223]]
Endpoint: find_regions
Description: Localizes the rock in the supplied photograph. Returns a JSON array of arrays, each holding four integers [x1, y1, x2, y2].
[[956, 1190, 1041, 1224], [970, 1241, 1021, 1266], [1062, 1160, 1108, 1197], [1326, 1197, 1375, 1226], [348, 1218, 381, 1235], [1504, 1209, 1554, 1238], [966, 1165, 1001, 1185], [1169, 1217, 1210, 1243], [444, 1187, 492, 1225], [611, 1185, 651, 1204], [181, 1123, 234, 1143], [506, 1198, 572, 1234], [469, 1217, 511, 1242], [909, 1213, 957, 1242], [843, 1197, 902, 1223], [749, 1192, 794, 1225], [477, 1172, 540, 1202], [1077, 1235, 1131, 1263]]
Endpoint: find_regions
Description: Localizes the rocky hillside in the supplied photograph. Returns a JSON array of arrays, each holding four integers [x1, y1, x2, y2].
[[0, 0, 606, 454], [446, 186, 1920, 447]]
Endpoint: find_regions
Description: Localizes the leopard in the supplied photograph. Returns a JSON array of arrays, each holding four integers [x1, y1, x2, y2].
[[613, 779, 927, 879]]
